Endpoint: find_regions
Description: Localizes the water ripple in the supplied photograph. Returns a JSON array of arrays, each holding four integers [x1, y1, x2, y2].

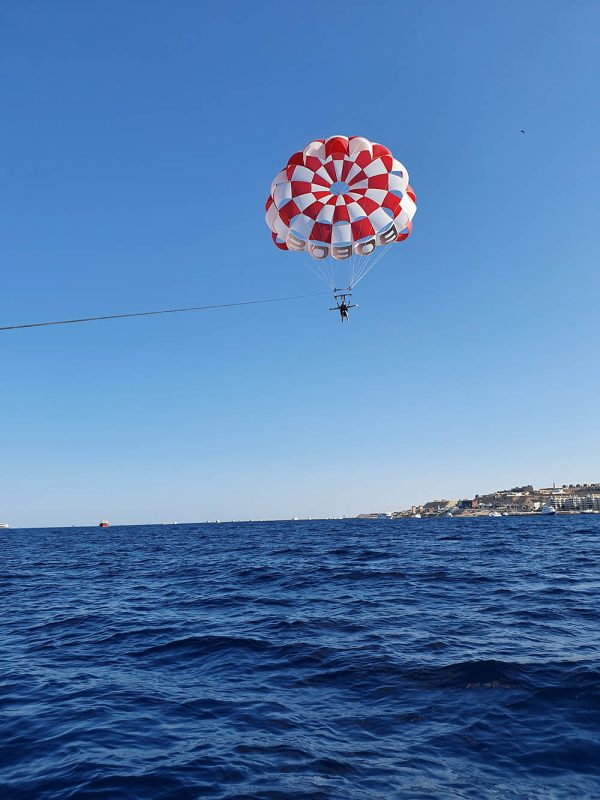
[[1, 516, 600, 798]]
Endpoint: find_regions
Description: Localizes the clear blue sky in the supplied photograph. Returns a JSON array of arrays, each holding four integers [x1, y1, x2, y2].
[[1, 1, 599, 526]]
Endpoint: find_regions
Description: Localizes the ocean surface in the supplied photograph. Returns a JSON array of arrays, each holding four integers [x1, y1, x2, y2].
[[1, 516, 600, 799]]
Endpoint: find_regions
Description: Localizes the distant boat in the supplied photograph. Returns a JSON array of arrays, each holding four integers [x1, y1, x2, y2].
[[99, 520, 109, 528], [488, 511, 502, 517], [293, 516, 299, 521], [412, 513, 422, 519], [540, 505, 556, 515], [0, 522, 9, 529]]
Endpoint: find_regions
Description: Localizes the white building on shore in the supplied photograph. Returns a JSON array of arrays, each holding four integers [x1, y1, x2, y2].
[[550, 494, 600, 511]]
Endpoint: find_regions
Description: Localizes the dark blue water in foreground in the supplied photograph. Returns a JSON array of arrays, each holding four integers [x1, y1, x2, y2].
[[2, 517, 600, 799]]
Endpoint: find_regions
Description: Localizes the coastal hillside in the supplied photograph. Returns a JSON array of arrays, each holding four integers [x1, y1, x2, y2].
[[359, 482, 600, 518]]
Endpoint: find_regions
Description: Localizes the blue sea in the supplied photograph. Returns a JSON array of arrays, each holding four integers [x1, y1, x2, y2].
[[2, 516, 600, 799]]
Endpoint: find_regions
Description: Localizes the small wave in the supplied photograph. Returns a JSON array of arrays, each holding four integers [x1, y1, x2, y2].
[[407, 658, 529, 690], [133, 634, 273, 661]]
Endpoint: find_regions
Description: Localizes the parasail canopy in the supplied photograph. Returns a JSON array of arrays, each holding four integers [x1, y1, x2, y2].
[[266, 135, 416, 292]]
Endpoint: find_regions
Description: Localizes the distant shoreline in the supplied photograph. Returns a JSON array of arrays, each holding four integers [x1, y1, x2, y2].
[[358, 510, 600, 520], [360, 482, 600, 519]]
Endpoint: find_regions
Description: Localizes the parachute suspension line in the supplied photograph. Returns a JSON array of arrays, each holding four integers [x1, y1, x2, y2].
[[298, 230, 395, 294], [299, 240, 392, 298], [307, 258, 322, 286], [353, 254, 375, 286], [351, 248, 359, 290], [303, 221, 337, 291], [302, 247, 325, 288], [0, 292, 330, 332], [353, 243, 392, 287], [305, 253, 334, 290], [348, 243, 381, 290], [348, 251, 363, 290], [351, 247, 367, 288], [327, 260, 337, 291]]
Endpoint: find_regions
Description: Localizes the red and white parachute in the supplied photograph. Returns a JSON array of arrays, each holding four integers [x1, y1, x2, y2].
[[265, 135, 416, 293]]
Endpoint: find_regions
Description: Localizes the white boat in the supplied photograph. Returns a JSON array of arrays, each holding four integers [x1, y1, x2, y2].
[[488, 511, 502, 517], [0, 523, 9, 529], [378, 512, 393, 519], [540, 505, 556, 515], [412, 513, 422, 519]]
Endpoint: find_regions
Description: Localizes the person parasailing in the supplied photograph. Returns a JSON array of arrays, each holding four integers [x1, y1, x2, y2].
[[265, 135, 417, 320], [329, 291, 356, 322]]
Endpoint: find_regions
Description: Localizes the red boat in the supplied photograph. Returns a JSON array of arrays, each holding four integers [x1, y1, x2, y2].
[[99, 520, 109, 528]]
